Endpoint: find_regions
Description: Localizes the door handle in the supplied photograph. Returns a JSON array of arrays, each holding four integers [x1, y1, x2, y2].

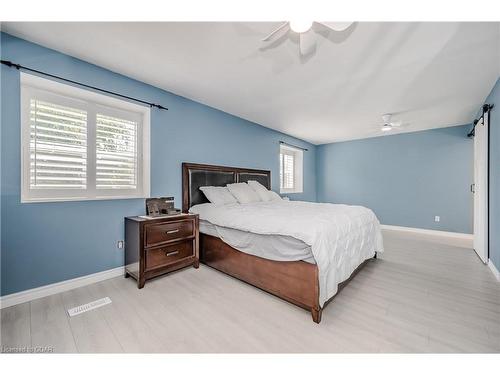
[[471, 183, 475, 193]]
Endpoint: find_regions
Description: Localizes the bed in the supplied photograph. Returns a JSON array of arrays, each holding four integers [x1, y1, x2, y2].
[[182, 162, 383, 323]]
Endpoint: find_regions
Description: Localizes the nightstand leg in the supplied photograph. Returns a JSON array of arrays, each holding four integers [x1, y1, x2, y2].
[[193, 259, 200, 269], [124, 272, 130, 278], [138, 278, 146, 289]]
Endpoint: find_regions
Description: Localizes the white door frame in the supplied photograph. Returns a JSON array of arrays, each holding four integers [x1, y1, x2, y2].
[[473, 109, 489, 264]]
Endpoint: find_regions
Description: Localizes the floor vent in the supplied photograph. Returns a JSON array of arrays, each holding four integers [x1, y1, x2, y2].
[[67, 297, 112, 317]]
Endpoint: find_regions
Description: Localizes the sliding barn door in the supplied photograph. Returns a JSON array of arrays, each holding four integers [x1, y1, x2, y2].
[[473, 113, 489, 263]]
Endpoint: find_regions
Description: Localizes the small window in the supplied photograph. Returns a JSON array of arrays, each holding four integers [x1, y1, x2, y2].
[[279, 144, 303, 194], [21, 73, 150, 202]]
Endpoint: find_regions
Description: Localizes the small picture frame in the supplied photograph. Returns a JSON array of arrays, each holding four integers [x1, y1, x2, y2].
[[145, 197, 175, 216]]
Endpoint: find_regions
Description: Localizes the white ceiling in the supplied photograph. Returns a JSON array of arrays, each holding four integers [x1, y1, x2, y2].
[[3, 22, 499, 144]]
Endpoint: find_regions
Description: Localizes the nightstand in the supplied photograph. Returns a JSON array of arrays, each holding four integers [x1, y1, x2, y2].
[[124, 213, 199, 288]]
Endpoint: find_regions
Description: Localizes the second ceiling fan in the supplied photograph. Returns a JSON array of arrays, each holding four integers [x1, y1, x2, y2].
[[262, 21, 354, 56]]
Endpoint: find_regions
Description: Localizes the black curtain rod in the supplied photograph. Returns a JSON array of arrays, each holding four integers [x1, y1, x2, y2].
[[279, 141, 308, 151], [468, 103, 493, 138], [1, 60, 168, 111]]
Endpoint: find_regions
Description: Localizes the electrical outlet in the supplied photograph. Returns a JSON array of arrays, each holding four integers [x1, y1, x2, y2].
[[117, 240, 124, 249], [434, 216, 440, 222]]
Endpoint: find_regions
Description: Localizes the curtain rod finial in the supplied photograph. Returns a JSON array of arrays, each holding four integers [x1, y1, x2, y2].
[[1, 60, 20, 69]]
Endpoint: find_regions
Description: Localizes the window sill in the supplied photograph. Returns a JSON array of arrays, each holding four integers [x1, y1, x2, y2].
[[279, 189, 303, 194], [21, 194, 150, 204]]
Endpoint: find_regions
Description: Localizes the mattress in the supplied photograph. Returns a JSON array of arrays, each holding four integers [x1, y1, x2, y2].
[[199, 219, 315, 263]]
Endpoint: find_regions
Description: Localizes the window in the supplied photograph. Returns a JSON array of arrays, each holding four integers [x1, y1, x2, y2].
[[279, 144, 303, 194], [21, 73, 150, 202]]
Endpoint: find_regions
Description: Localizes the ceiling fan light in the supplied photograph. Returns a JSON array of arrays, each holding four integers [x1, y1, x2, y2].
[[381, 125, 392, 132], [290, 20, 313, 33]]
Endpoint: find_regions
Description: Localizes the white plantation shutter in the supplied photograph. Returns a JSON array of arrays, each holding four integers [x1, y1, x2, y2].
[[282, 153, 295, 189], [21, 73, 150, 202], [96, 114, 138, 190], [30, 100, 87, 189], [280, 150, 295, 190], [279, 144, 304, 194]]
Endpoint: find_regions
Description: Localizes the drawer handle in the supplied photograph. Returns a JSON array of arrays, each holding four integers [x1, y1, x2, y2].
[[165, 250, 179, 257], [166, 229, 179, 234]]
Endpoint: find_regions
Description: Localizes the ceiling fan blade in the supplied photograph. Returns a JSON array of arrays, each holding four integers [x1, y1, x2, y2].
[[262, 22, 290, 42], [299, 31, 316, 56], [390, 121, 403, 127], [317, 22, 354, 32]]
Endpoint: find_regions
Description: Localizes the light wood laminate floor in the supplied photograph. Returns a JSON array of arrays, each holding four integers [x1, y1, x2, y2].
[[1, 230, 500, 353]]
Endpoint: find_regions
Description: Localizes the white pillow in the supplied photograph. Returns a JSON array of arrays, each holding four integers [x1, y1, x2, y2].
[[247, 180, 272, 202], [226, 183, 261, 204], [199, 186, 237, 205], [268, 190, 282, 201]]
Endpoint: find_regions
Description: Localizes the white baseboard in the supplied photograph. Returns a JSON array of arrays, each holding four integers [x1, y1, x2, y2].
[[0, 266, 125, 309], [488, 260, 500, 281], [381, 224, 473, 247], [381, 224, 473, 240]]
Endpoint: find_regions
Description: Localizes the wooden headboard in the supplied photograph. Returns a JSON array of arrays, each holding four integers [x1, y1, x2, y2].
[[182, 163, 271, 212]]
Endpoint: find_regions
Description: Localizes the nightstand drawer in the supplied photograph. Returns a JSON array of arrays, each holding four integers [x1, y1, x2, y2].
[[145, 241, 194, 270], [145, 220, 194, 247]]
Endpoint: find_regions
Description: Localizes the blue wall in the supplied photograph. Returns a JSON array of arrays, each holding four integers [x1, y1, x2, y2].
[[485, 78, 500, 271], [316, 125, 473, 234], [0, 33, 316, 295]]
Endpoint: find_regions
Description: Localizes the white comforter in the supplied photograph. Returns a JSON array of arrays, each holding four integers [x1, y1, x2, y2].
[[190, 200, 384, 307]]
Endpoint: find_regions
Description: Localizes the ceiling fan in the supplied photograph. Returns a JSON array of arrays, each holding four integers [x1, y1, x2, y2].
[[262, 21, 354, 56], [380, 114, 403, 132]]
